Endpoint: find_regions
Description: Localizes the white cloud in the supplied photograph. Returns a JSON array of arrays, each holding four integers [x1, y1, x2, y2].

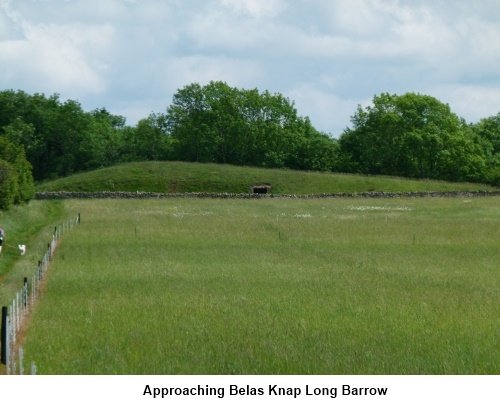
[[0, 21, 112, 96], [164, 55, 264, 92], [186, 8, 265, 51], [287, 83, 360, 137], [0, 1, 115, 97], [430, 84, 500, 123], [218, 0, 287, 18], [325, 0, 399, 36], [0, 0, 498, 133]]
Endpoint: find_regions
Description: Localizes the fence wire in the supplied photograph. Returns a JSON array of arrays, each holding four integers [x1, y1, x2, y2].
[[1, 213, 80, 375]]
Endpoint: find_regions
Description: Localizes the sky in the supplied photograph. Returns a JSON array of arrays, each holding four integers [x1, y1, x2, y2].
[[1, 0, 499, 137]]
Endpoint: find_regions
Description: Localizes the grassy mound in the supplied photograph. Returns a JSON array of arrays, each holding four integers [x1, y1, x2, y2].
[[36, 161, 499, 194]]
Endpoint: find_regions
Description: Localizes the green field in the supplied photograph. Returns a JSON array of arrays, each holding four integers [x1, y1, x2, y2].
[[0, 200, 66, 284], [16, 196, 499, 374]]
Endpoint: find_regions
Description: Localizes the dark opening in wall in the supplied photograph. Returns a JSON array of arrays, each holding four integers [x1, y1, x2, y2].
[[253, 185, 271, 194]]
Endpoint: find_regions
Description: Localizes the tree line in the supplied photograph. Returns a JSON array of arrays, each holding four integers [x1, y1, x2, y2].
[[0, 83, 499, 208]]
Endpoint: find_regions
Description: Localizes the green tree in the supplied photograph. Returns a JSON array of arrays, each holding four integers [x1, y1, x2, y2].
[[165, 81, 337, 170], [79, 108, 127, 170], [0, 90, 132, 180], [0, 135, 35, 208], [0, 91, 59, 179], [338, 93, 488, 182], [125, 113, 171, 161], [0, 159, 18, 210], [473, 113, 500, 154], [471, 113, 500, 185], [166, 83, 211, 162]]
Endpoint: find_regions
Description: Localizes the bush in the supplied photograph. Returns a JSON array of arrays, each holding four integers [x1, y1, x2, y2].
[[0, 136, 35, 207], [0, 159, 18, 210]]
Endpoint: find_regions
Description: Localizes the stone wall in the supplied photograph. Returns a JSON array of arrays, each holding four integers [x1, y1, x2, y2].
[[35, 190, 500, 200]]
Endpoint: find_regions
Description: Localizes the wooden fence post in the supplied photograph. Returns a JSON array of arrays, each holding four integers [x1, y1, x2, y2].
[[1, 306, 7, 365], [23, 277, 28, 310]]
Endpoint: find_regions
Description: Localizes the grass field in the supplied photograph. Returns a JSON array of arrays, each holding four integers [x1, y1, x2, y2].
[[19, 196, 499, 375], [0, 200, 66, 285]]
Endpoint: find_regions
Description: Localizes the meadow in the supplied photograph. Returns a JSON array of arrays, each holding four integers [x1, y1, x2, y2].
[[18, 196, 499, 374], [0, 200, 66, 286]]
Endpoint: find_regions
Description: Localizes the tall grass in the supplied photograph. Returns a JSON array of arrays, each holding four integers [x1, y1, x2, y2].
[[22, 197, 500, 374], [0, 200, 66, 296]]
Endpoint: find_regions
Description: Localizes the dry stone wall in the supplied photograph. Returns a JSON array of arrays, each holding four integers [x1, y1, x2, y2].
[[36, 190, 500, 200]]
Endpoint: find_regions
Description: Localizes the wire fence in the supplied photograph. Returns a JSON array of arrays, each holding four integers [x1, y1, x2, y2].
[[1, 213, 80, 375]]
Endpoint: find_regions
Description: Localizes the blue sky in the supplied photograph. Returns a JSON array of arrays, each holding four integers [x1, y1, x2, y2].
[[1, 0, 499, 136]]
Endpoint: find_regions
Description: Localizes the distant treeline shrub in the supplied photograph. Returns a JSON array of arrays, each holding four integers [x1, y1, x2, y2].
[[0, 136, 35, 210], [1, 87, 499, 198]]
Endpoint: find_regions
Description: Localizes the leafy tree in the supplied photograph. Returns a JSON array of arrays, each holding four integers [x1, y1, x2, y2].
[[165, 81, 338, 170], [473, 113, 500, 154], [0, 135, 35, 208], [338, 93, 488, 183], [128, 113, 171, 161], [472, 113, 500, 185], [0, 90, 133, 180], [286, 117, 339, 171], [0, 159, 18, 210], [79, 108, 127, 170], [0, 91, 58, 179], [165, 82, 211, 162]]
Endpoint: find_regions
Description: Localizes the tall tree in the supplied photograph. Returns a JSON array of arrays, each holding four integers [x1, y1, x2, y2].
[[338, 93, 487, 182], [0, 90, 132, 180], [0, 136, 35, 208], [472, 113, 500, 185], [126, 113, 171, 161], [0, 159, 18, 210], [165, 81, 337, 170], [79, 108, 127, 170]]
